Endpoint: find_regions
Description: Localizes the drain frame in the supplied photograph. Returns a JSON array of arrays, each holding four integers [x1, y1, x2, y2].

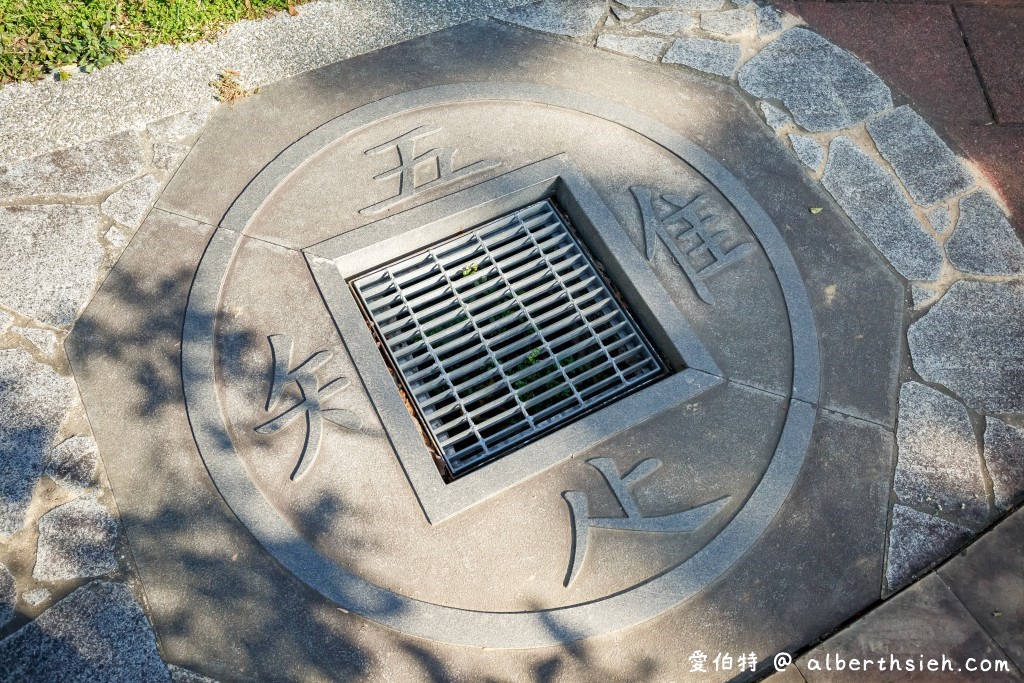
[[351, 199, 670, 479], [306, 155, 722, 523]]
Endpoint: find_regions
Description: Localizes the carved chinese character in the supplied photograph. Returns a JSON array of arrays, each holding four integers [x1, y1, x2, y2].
[[631, 186, 754, 305], [254, 334, 360, 481], [562, 457, 727, 586], [359, 125, 500, 215]]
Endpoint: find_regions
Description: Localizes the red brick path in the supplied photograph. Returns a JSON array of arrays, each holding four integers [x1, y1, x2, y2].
[[776, 0, 1024, 226]]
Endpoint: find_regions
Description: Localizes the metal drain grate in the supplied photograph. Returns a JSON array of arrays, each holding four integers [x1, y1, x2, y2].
[[352, 200, 666, 477]]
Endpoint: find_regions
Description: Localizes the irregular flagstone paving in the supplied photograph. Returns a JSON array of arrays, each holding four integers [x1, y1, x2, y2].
[[0, 0, 1022, 678]]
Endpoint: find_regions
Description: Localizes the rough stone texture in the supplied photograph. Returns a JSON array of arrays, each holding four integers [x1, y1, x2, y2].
[[755, 5, 783, 37], [957, 7, 1024, 124], [0, 204, 105, 327], [760, 101, 792, 132], [909, 281, 1024, 414], [0, 310, 11, 333], [946, 191, 1024, 275], [0, 562, 14, 627], [700, 9, 753, 36], [985, 418, 1024, 511], [101, 175, 162, 231], [886, 505, 972, 592], [948, 124, 1024, 226], [820, 137, 943, 281], [623, 0, 724, 8], [105, 226, 128, 249], [168, 664, 219, 683], [801, 573, 1017, 682], [0, 131, 145, 199], [793, 3, 992, 125], [496, 0, 606, 38], [927, 204, 952, 233], [0, 0, 537, 164], [596, 33, 665, 61], [22, 588, 51, 607], [0, 350, 76, 535], [738, 28, 892, 132], [938, 508, 1024, 674], [867, 106, 974, 206], [911, 285, 938, 310], [0, 581, 171, 682], [45, 436, 100, 493], [895, 382, 989, 523], [146, 109, 211, 142], [789, 134, 823, 170], [34, 496, 118, 581], [152, 142, 191, 171], [610, 6, 635, 21], [630, 11, 694, 34], [663, 36, 741, 77], [12, 326, 58, 355]]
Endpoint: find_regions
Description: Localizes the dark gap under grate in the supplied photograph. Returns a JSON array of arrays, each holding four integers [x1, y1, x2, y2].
[[351, 200, 667, 478]]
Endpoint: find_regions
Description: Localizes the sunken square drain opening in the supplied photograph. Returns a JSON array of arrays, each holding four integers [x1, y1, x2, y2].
[[352, 200, 668, 480]]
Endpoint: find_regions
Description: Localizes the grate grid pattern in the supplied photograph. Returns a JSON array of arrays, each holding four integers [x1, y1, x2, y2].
[[352, 200, 665, 477]]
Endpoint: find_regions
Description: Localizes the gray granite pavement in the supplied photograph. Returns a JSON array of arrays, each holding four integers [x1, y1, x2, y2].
[[0, 0, 1022, 678]]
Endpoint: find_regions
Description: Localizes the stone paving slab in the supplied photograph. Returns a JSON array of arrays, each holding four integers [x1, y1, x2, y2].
[[0, 0, 538, 166], [958, 7, 1024, 124], [938, 508, 1024, 673], [796, 573, 1021, 682], [791, 3, 991, 124]]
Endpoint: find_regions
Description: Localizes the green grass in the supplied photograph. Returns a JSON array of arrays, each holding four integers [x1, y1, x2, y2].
[[0, 0, 305, 85]]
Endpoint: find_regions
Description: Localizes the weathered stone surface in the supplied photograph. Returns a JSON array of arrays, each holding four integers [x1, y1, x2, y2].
[[46, 436, 100, 493], [0, 581, 170, 682], [495, 0, 606, 38], [152, 142, 191, 171], [0, 204, 105, 327], [700, 9, 753, 36], [596, 33, 665, 61], [820, 137, 943, 281], [886, 505, 972, 591], [0, 310, 11, 332], [946, 191, 1024, 276], [0, 131, 145, 200], [909, 281, 1024, 413], [926, 204, 952, 233], [738, 28, 893, 132], [760, 101, 791, 132], [22, 588, 50, 607], [911, 285, 938, 310], [938, 508, 1024, 674], [623, 0, 723, 8], [985, 417, 1024, 511], [146, 109, 211, 142], [664, 36, 741, 76], [168, 664, 219, 683], [630, 11, 693, 34], [895, 381, 988, 523], [12, 326, 58, 355], [0, 350, 76, 535], [790, 134, 823, 170], [104, 226, 128, 248], [755, 5, 783, 37], [101, 175, 162, 231], [867, 106, 973, 206], [34, 496, 118, 581], [610, 6, 635, 21], [0, 562, 14, 627]]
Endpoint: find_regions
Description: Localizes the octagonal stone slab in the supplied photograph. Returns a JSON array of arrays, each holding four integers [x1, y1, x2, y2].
[[71, 20, 904, 680]]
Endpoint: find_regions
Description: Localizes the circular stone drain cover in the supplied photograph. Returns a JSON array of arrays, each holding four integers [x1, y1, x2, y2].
[[68, 22, 906, 676]]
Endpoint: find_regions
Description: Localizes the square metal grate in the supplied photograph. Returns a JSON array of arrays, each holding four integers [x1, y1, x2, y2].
[[351, 200, 667, 478]]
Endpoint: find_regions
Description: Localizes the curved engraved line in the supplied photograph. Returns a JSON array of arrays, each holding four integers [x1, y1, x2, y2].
[[184, 83, 822, 648]]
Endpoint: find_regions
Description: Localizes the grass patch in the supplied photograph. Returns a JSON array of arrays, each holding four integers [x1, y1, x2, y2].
[[0, 0, 305, 85]]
